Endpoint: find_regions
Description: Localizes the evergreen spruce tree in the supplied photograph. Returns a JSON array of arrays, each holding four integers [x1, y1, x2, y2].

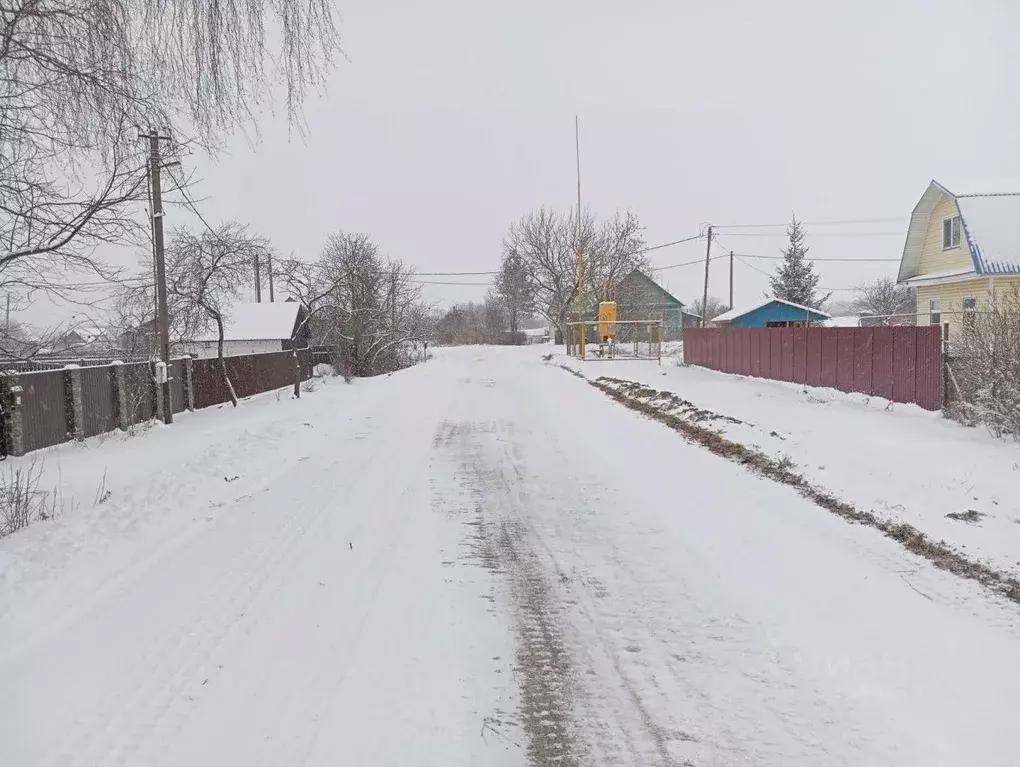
[[769, 215, 829, 308]]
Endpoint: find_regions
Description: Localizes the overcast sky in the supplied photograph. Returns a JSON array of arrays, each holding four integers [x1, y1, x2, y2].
[[30, 0, 1020, 326]]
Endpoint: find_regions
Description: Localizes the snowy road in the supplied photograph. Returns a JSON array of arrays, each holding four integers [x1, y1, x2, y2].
[[3, 347, 1020, 766]]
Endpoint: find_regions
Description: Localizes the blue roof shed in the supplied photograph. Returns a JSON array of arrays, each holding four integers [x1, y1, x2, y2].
[[712, 298, 830, 328]]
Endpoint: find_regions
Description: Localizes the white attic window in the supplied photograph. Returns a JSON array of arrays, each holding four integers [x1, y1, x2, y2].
[[942, 215, 961, 249]]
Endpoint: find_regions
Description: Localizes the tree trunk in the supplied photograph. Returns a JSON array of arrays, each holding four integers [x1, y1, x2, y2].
[[292, 349, 301, 398], [216, 314, 239, 407]]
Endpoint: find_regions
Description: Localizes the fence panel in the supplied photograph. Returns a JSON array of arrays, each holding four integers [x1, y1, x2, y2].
[[805, 329, 822, 387], [914, 326, 943, 411], [191, 350, 311, 410], [80, 366, 116, 439], [892, 326, 918, 405], [853, 328, 874, 394], [871, 329, 895, 400], [17, 370, 70, 452], [792, 328, 808, 383], [170, 360, 187, 414], [683, 327, 943, 410], [121, 362, 156, 426], [768, 331, 781, 380], [820, 328, 839, 388]]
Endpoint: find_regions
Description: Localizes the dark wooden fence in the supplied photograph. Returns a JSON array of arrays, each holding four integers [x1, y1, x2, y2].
[[683, 326, 943, 410], [191, 350, 311, 409], [5, 350, 313, 456]]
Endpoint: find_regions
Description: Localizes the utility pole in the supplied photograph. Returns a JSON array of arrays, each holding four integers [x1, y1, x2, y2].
[[5, 294, 9, 335], [575, 115, 585, 359], [729, 250, 734, 310], [700, 226, 713, 327], [143, 129, 174, 425], [254, 254, 262, 302], [268, 252, 275, 302]]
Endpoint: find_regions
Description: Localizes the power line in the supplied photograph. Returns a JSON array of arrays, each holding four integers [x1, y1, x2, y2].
[[715, 216, 905, 229], [719, 231, 903, 238], [651, 253, 728, 271], [410, 280, 491, 286], [733, 253, 899, 262]]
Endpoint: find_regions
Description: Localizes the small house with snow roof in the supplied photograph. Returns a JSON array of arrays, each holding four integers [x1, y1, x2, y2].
[[897, 180, 1020, 344]]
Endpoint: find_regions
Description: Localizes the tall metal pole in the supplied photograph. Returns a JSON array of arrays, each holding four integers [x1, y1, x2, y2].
[[729, 249, 734, 310], [268, 252, 275, 302], [700, 225, 713, 327], [575, 116, 585, 360], [148, 132, 173, 424]]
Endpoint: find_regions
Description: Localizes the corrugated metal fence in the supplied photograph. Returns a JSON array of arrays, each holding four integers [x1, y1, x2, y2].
[[192, 350, 311, 409], [5, 350, 313, 456], [683, 327, 943, 410]]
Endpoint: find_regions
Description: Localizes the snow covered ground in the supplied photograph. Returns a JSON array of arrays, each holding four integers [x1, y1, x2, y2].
[[561, 350, 1020, 581], [2, 347, 1020, 765]]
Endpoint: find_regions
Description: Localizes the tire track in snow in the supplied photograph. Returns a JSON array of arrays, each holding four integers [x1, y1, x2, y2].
[[436, 417, 689, 765]]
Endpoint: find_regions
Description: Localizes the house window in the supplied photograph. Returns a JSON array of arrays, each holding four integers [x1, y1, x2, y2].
[[962, 296, 977, 336], [929, 298, 941, 327], [942, 215, 961, 249]]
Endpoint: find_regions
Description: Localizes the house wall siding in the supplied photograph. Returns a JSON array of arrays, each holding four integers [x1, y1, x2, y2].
[[916, 194, 973, 275], [915, 276, 1020, 344], [175, 339, 283, 359]]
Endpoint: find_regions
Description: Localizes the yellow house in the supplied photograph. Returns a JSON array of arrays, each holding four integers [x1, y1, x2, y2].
[[897, 180, 1020, 346]]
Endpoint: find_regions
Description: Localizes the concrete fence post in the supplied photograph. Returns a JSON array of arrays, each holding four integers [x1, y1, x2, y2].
[[184, 357, 195, 410], [9, 375, 25, 457], [66, 366, 84, 441]]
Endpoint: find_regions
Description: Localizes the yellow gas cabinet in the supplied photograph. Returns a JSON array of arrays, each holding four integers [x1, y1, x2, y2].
[[598, 301, 617, 342]]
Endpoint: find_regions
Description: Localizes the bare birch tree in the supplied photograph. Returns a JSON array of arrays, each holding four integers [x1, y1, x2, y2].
[[1, 0, 340, 332]]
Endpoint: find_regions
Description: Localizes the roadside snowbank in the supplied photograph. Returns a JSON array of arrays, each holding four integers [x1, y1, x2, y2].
[[558, 352, 1020, 579]]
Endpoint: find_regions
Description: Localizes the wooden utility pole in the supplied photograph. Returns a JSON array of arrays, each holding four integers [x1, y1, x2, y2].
[[268, 252, 275, 302], [254, 255, 262, 302], [145, 130, 174, 425], [729, 250, 734, 310], [700, 226, 713, 327]]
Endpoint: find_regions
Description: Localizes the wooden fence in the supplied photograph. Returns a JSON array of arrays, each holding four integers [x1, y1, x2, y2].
[[683, 326, 944, 410], [3, 349, 313, 457]]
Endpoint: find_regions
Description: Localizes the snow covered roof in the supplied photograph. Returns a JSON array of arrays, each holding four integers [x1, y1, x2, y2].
[[191, 302, 301, 342], [956, 194, 1020, 275], [713, 298, 831, 324], [825, 315, 861, 328], [898, 180, 1020, 282]]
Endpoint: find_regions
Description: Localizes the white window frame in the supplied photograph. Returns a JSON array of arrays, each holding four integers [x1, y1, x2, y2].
[[962, 296, 977, 335], [942, 215, 961, 249], [929, 298, 941, 327]]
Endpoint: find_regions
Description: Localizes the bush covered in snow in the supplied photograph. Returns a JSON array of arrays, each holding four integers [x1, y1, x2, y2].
[[947, 287, 1020, 441]]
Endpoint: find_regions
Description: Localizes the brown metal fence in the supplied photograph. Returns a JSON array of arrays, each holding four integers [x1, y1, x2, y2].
[[17, 369, 71, 452], [170, 359, 187, 414], [684, 326, 944, 411], [4, 350, 313, 457], [80, 366, 117, 439], [192, 350, 311, 409]]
